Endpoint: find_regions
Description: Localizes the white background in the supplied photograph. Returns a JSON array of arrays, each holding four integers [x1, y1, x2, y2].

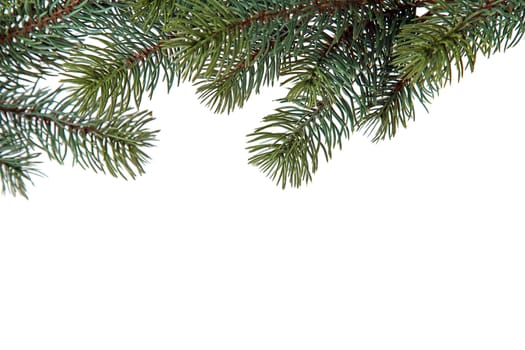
[[1, 43, 524, 349]]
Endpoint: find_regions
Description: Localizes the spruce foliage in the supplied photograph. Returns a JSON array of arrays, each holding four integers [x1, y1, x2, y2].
[[1, 0, 524, 196]]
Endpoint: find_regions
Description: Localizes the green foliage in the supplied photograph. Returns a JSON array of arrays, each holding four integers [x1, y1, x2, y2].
[[0, 0, 121, 80], [1, 0, 159, 197], [393, 0, 525, 88], [167, 0, 524, 188], [0, 86, 157, 179], [247, 98, 351, 188], [60, 21, 176, 117], [167, 0, 423, 186], [1, 0, 524, 196]]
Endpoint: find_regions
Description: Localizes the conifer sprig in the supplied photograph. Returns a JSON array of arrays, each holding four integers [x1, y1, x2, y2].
[[168, 0, 524, 188], [247, 98, 351, 188], [60, 24, 176, 117], [0, 87, 158, 182], [165, 0, 365, 111], [1, 0, 161, 197], [0, 0, 122, 80], [393, 0, 525, 88]]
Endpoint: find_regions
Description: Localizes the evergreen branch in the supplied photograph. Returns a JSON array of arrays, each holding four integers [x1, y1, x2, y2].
[[1, 0, 523, 193], [281, 15, 356, 108], [393, 0, 525, 87], [0, 136, 42, 199], [358, 74, 417, 141], [60, 22, 176, 116], [247, 98, 351, 188], [280, 6, 421, 142], [246, 4, 419, 186], [0, 0, 127, 79], [194, 11, 340, 113], [0, 87, 158, 180], [168, 0, 376, 114], [0, 0, 85, 45], [216, 5, 369, 187], [362, 0, 523, 142], [166, 0, 367, 83], [193, 33, 283, 114]]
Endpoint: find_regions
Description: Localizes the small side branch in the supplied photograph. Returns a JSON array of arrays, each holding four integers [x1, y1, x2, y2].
[[0, 0, 86, 45]]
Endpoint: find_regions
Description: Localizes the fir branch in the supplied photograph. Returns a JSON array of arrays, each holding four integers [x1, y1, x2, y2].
[[193, 33, 283, 114], [244, 21, 357, 188], [281, 16, 356, 108], [166, 0, 368, 82], [358, 73, 417, 141], [60, 23, 176, 117], [0, 0, 85, 45], [0, 87, 158, 180], [247, 4, 419, 185], [350, 6, 429, 141], [393, 0, 525, 87], [247, 97, 351, 188], [0, 0, 127, 79], [168, 0, 377, 114], [2, 0, 524, 194]]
